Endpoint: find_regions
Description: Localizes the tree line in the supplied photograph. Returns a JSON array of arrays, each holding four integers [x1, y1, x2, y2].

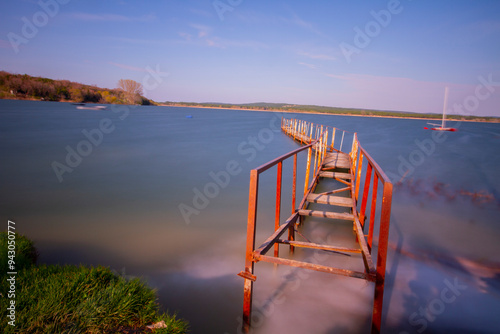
[[0, 71, 154, 105], [162, 101, 498, 122]]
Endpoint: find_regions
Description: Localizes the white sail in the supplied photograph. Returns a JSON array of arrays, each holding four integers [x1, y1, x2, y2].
[[442, 86, 449, 128]]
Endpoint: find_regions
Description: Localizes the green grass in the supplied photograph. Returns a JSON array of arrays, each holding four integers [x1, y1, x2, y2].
[[0, 231, 38, 272], [0, 233, 189, 333]]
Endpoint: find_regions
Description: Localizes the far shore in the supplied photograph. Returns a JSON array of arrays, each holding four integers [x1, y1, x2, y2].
[[159, 103, 499, 123], [1, 97, 497, 123]]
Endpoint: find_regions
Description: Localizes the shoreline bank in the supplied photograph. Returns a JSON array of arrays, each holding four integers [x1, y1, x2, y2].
[[159, 103, 499, 124], [1, 98, 497, 123]]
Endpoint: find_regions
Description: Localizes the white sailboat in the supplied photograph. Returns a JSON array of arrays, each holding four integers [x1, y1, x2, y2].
[[76, 105, 108, 110], [425, 86, 457, 131]]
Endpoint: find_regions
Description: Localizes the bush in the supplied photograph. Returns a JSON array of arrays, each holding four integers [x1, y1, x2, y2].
[[0, 231, 38, 273], [0, 234, 189, 333]]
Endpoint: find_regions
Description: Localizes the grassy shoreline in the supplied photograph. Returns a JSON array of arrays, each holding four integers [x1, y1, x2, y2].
[[0, 232, 189, 333]]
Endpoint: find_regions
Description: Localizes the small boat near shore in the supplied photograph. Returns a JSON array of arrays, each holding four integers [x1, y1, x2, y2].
[[76, 105, 108, 110]]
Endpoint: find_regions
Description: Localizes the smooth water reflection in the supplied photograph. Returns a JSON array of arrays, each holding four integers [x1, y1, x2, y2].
[[1, 100, 499, 333]]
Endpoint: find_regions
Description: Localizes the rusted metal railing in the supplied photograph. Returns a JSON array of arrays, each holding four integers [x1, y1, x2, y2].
[[238, 118, 393, 334], [350, 132, 394, 332]]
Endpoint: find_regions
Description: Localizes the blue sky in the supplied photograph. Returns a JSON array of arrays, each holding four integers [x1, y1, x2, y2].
[[1, 0, 499, 116]]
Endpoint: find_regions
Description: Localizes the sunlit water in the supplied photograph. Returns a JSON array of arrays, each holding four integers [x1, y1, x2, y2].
[[1, 100, 499, 333]]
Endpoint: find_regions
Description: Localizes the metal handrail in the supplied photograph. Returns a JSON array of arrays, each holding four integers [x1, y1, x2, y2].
[[240, 117, 393, 334]]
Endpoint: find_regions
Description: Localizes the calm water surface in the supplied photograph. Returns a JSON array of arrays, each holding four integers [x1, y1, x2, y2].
[[1, 100, 499, 333]]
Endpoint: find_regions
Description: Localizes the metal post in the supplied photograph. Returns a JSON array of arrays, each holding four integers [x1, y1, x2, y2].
[[304, 147, 312, 196], [274, 162, 282, 257], [368, 173, 378, 250], [289, 154, 297, 254], [355, 152, 364, 202], [359, 164, 373, 228], [371, 181, 393, 334], [340, 130, 345, 152], [242, 170, 259, 333]]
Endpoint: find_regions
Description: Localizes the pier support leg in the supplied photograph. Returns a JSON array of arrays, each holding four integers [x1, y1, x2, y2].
[[371, 276, 384, 334], [242, 275, 254, 333], [371, 183, 392, 334], [241, 170, 259, 333]]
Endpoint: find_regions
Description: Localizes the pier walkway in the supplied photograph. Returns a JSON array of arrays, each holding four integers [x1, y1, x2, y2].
[[238, 118, 393, 333]]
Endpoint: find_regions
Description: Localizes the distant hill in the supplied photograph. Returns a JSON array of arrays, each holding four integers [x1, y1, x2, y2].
[[162, 101, 499, 122], [0, 71, 154, 105], [1, 71, 497, 122]]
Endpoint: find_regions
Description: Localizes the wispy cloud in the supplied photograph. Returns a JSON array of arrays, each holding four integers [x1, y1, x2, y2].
[[189, 23, 211, 38], [298, 51, 336, 61], [178, 32, 192, 42], [186, 36, 268, 50], [280, 9, 328, 39], [179, 23, 268, 50], [298, 62, 317, 70], [288, 13, 322, 36], [67, 12, 156, 22], [182, 23, 222, 48], [108, 62, 148, 73]]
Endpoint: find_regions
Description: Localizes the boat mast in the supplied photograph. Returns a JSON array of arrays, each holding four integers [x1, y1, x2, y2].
[[442, 86, 449, 128]]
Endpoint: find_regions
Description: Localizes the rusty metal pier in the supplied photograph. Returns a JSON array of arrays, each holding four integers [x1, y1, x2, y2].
[[238, 118, 393, 333]]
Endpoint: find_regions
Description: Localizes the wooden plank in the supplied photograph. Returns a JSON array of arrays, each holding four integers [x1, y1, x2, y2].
[[306, 194, 352, 207], [298, 209, 354, 221], [254, 254, 375, 282], [318, 186, 351, 196], [278, 239, 361, 254], [353, 216, 376, 275], [325, 152, 349, 158], [323, 159, 351, 169], [324, 155, 350, 161], [324, 156, 350, 162], [323, 158, 351, 164], [254, 213, 299, 256], [319, 171, 352, 179]]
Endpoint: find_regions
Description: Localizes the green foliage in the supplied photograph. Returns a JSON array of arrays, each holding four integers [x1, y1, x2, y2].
[[0, 71, 150, 106], [140, 96, 155, 105], [0, 232, 38, 272], [0, 234, 189, 333], [0, 265, 189, 333]]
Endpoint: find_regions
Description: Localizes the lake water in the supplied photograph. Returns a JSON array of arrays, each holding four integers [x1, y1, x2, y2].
[[1, 99, 499, 333]]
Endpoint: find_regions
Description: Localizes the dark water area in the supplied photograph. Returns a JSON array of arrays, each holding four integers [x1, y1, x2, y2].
[[1, 99, 499, 333]]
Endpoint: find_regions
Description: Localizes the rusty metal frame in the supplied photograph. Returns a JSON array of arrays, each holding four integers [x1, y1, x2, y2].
[[239, 118, 393, 334]]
